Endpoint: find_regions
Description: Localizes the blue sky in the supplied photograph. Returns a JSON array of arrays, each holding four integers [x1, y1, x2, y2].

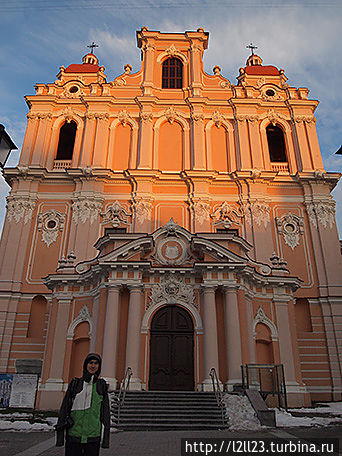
[[1, 0, 341, 236]]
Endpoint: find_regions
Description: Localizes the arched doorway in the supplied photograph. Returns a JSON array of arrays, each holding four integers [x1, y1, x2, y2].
[[149, 305, 194, 391]]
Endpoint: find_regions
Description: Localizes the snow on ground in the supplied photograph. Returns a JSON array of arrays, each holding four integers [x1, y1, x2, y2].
[[223, 395, 342, 430], [0, 420, 52, 431], [289, 402, 342, 416], [223, 393, 263, 430]]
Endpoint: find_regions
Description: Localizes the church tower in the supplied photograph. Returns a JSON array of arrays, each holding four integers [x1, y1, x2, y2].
[[0, 28, 341, 410]]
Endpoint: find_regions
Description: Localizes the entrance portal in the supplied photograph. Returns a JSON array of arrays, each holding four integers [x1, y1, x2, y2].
[[149, 305, 194, 391]]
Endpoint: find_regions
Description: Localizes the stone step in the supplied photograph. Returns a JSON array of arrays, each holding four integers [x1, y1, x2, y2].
[[114, 423, 227, 431]]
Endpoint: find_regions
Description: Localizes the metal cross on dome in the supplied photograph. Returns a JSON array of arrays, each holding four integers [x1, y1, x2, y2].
[[246, 43, 258, 55], [87, 42, 99, 54]]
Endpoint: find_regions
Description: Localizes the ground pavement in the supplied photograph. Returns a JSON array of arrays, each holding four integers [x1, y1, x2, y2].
[[2, 426, 342, 456]]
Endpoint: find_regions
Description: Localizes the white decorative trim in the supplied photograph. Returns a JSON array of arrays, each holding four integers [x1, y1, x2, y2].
[[148, 275, 194, 309], [141, 297, 203, 334], [191, 199, 210, 225], [6, 195, 36, 224], [211, 201, 246, 228], [133, 197, 153, 224], [67, 305, 92, 340], [246, 200, 271, 228], [305, 200, 336, 229], [72, 197, 103, 224], [157, 46, 189, 64], [37, 209, 65, 247], [276, 212, 304, 250], [101, 201, 132, 228], [253, 307, 278, 341]]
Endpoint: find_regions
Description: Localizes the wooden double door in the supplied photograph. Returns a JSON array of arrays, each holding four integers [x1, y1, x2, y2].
[[149, 305, 194, 391]]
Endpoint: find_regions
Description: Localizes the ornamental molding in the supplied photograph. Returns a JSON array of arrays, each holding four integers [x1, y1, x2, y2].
[[305, 200, 335, 229], [85, 112, 109, 120], [190, 43, 202, 53], [191, 199, 210, 225], [165, 44, 181, 57], [142, 43, 156, 52], [253, 307, 278, 341], [37, 209, 65, 247], [101, 201, 132, 228], [235, 114, 259, 123], [245, 200, 271, 228], [139, 112, 153, 123], [148, 274, 195, 309], [260, 109, 289, 126], [211, 110, 226, 128], [62, 106, 80, 123], [27, 112, 52, 120], [117, 109, 132, 126], [163, 106, 184, 124], [211, 201, 246, 228], [6, 195, 36, 224], [191, 112, 204, 122], [133, 197, 153, 224], [293, 115, 316, 124], [276, 212, 304, 250], [67, 305, 92, 340], [72, 197, 103, 224]]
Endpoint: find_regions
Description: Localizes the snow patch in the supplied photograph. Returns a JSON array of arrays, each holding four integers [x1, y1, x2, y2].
[[223, 393, 263, 430], [275, 408, 342, 427], [0, 420, 52, 431]]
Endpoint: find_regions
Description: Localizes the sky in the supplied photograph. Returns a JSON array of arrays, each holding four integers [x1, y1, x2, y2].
[[0, 0, 341, 236]]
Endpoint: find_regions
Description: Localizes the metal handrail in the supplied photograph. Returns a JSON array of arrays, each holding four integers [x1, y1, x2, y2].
[[116, 367, 133, 424], [209, 367, 227, 427]]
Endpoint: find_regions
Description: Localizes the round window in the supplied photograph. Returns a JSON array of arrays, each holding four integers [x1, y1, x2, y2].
[[69, 86, 79, 93], [47, 220, 57, 229], [266, 89, 275, 97], [285, 223, 295, 233]]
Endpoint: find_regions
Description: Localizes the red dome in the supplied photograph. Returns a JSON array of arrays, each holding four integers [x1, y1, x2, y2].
[[245, 65, 279, 76], [65, 63, 99, 73]]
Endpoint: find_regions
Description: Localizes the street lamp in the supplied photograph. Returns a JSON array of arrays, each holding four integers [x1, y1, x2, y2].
[[0, 124, 17, 169]]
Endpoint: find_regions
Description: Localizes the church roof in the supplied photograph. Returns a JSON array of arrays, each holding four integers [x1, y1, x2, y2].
[[65, 63, 99, 73], [244, 65, 279, 76]]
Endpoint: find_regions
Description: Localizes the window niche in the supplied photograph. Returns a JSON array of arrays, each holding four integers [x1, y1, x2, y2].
[[266, 124, 287, 162], [56, 120, 77, 160], [162, 57, 183, 89], [27, 295, 47, 338]]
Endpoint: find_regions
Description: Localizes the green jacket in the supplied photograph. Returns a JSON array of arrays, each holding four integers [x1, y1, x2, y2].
[[56, 377, 110, 448]]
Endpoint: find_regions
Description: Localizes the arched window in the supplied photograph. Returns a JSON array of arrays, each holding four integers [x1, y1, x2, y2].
[[56, 120, 77, 160], [162, 58, 183, 89], [266, 124, 287, 162]]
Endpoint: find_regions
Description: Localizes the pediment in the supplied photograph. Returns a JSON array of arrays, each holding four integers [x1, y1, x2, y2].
[[96, 219, 248, 267]]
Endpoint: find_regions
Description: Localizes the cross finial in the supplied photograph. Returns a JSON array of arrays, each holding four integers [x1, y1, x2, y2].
[[246, 43, 258, 55], [87, 42, 99, 54]]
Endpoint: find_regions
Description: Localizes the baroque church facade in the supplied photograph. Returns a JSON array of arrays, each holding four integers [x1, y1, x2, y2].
[[0, 27, 341, 410]]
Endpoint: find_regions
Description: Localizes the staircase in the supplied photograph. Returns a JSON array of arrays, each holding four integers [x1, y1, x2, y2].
[[110, 390, 227, 431]]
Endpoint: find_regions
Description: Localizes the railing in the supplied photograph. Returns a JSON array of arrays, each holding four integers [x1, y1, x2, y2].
[[241, 363, 287, 410], [209, 367, 227, 427], [53, 159, 72, 170], [116, 367, 133, 425], [271, 162, 289, 173]]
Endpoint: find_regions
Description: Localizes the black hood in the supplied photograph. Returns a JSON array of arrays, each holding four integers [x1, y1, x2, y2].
[[82, 353, 102, 383]]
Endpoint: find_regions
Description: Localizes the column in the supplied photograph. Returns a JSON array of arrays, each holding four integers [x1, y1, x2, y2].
[[236, 117, 252, 170], [274, 297, 305, 406], [19, 114, 38, 166], [102, 287, 121, 390], [224, 287, 242, 390], [137, 110, 153, 169], [125, 286, 143, 390], [92, 114, 109, 168], [79, 114, 96, 166], [248, 119, 263, 169], [293, 120, 312, 171], [202, 286, 221, 391], [191, 113, 206, 170], [47, 298, 72, 389]]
